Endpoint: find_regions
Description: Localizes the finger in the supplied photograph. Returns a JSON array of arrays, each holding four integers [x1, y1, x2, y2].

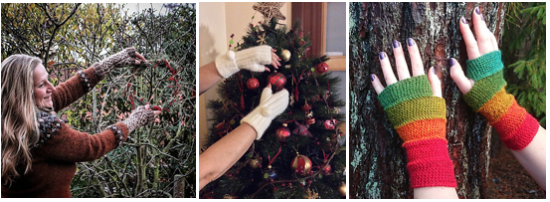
[[145, 104, 150, 110], [427, 67, 442, 98], [153, 111, 162, 116], [371, 74, 385, 95], [406, 38, 425, 77], [473, 7, 493, 55], [459, 16, 481, 59], [271, 53, 281, 68], [392, 40, 411, 80], [488, 28, 499, 51], [135, 59, 141, 65], [135, 53, 147, 61], [272, 48, 277, 53], [264, 67, 271, 72], [379, 52, 398, 85], [448, 58, 474, 94]]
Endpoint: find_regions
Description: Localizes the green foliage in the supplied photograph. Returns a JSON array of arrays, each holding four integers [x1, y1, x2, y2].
[[202, 18, 346, 199], [1, 3, 195, 198], [502, 3, 546, 126]]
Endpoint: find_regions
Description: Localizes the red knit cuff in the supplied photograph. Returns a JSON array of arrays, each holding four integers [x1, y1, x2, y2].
[[492, 102, 539, 150], [500, 113, 539, 150], [403, 138, 457, 188]]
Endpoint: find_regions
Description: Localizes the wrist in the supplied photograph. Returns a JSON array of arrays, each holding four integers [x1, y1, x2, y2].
[[215, 51, 239, 78], [241, 107, 273, 140]]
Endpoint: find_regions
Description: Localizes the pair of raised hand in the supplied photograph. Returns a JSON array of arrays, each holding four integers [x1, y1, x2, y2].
[[372, 8, 540, 188], [95, 47, 162, 132], [215, 45, 289, 139]]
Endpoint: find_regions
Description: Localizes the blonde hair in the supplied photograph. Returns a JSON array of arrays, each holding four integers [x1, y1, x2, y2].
[[1, 54, 42, 186]]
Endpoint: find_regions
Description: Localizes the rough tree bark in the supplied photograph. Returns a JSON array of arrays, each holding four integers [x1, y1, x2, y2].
[[349, 2, 507, 199]]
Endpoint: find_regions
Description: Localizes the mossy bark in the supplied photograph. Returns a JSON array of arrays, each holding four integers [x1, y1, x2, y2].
[[349, 2, 507, 199]]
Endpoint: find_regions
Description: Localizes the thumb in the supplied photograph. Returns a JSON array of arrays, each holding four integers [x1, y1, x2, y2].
[[449, 58, 474, 94]]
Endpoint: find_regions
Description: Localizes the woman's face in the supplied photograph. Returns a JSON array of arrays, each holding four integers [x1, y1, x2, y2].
[[33, 64, 56, 108]]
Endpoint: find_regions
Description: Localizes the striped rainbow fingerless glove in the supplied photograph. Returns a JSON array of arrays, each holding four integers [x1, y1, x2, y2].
[[379, 75, 456, 188], [464, 51, 539, 150]]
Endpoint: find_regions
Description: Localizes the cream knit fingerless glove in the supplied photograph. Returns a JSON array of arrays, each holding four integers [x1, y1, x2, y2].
[[241, 87, 289, 139], [93, 47, 139, 79], [122, 106, 155, 133], [215, 45, 272, 78]]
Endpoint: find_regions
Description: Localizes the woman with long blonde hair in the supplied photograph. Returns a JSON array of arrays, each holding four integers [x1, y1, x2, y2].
[[1, 48, 161, 197]]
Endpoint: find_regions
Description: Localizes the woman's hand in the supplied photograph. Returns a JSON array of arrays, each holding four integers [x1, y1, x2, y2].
[[93, 47, 148, 79], [121, 104, 159, 132], [371, 38, 441, 97], [449, 7, 499, 94], [371, 39, 458, 197], [215, 45, 281, 78]]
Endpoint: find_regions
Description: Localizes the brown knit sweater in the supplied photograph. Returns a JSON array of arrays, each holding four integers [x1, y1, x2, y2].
[[1, 68, 129, 198]]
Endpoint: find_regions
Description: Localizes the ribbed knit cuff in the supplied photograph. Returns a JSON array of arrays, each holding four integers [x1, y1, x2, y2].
[[492, 101, 538, 150], [466, 51, 504, 81], [403, 138, 457, 188], [215, 51, 240, 78], [378, 75, 433, 110], [463, 71, 507, 111], [241, 108, 272, 140]]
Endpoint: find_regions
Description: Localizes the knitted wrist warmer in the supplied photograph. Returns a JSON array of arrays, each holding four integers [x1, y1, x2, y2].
[[215, 45, 272, 78], [92, 47, 137, 79], [464, 51, 538, 150], [379, 75, 456, 188], [122, 106, 155, 133], [241, 87, 289, 139]]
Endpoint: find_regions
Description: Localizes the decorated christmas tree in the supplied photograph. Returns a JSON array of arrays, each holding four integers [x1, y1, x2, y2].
[[201, 3, 346, 199]]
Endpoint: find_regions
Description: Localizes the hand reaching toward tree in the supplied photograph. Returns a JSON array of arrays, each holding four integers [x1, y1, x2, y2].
[[449, 7, 546, 189], [215, 45, 281, 78], [371, 38, 458, 199], [92, 47, 148, 79]]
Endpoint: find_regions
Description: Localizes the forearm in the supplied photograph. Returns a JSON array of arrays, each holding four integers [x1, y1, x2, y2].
[[198, 123, 256, 190], [52, 67, 101, 111], [510, 126, 546, 190], [414, 187, 458, 199], [199, 62, 223, 95]]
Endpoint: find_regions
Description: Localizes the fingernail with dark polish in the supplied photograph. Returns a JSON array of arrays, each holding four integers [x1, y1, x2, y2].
[[379, 52, 385, 60], [370, 75, 375, 81], [461, 17, 467, 24], [407, 38, 414, 46], [448, 58, 455, 67], [393, 40, 400, 48], [475, 7, 481, 15]]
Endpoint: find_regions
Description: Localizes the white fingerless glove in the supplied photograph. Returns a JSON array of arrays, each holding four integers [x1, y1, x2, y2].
[[122, 106, 155, 133], [241, 86, 289, 140], [215, 45, 272, 78]]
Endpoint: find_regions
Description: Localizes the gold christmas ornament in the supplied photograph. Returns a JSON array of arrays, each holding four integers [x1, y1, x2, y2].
[[338, 183, 346, 196], [281, 49, 291, 62], [249, 158, 260, 169], [291, 154, 312, 175]]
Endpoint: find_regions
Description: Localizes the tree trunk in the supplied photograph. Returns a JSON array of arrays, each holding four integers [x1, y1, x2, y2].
[[349, 2, 507, 199]]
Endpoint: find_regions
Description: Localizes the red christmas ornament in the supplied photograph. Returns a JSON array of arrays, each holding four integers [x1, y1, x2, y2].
[[152, 106, 162, 111], [291, 154, 312, 175], [268, 72, 286, 91], [315, 62, 329, 74], [247, 77, 259, 90], [324, 119, 337, 130], [301, 101, 312, 111], [322, 164, 332, 176], [276, 123, 291, 143], [292, 122, 311, 137]]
